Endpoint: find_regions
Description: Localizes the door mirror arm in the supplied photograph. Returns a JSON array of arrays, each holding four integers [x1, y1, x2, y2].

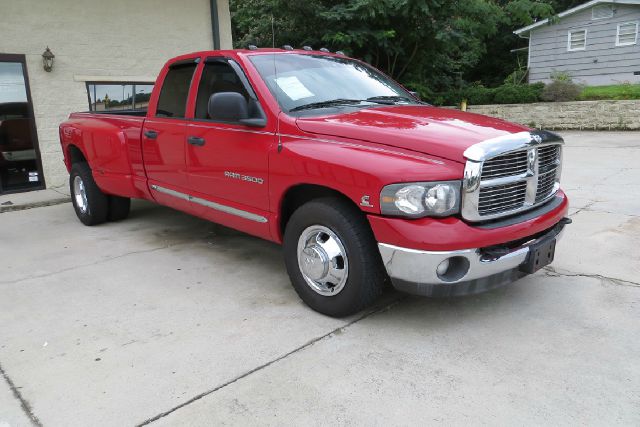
[[238, 118, 267, 128]]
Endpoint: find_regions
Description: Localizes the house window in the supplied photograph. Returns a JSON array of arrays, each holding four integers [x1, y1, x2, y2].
[[87, 82, 154, 112], [568, 29, 587, 51], [592, 4, 613, 20], [616, 22, 639, 46]]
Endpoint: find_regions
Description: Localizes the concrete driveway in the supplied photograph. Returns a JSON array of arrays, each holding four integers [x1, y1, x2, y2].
[[1, 132, 638, 426]]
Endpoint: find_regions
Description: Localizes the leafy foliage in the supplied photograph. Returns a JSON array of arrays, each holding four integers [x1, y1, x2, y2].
[[230, 0, 586, 96], [430, 82, 545, 106]]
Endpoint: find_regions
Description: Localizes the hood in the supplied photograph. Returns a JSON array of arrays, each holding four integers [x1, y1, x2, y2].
[[295, 105, 529, 163]]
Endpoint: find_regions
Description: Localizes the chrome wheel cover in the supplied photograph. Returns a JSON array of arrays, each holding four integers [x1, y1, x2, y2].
[[73, 175, 89, 214], [297, 225, 349, 296]]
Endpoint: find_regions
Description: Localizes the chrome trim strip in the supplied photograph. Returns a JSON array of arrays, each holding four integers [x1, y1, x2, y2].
[[150, 184, 268, 223], [378, 243, 529, 285], [463, 130, 564, 162], [378, 224, 567, 286]]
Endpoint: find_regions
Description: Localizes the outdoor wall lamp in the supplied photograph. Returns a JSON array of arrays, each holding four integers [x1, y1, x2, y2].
[[42, 47, 55, 72]]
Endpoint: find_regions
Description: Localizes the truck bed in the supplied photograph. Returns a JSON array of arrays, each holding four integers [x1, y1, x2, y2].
[[62, 112, 147, 200]]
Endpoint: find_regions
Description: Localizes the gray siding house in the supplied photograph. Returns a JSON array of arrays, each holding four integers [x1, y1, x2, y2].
[[515, 0, 640, 85]]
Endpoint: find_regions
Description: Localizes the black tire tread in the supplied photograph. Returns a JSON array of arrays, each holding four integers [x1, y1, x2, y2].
[[108, 196, 131, 221], [283, 197, 386, 317], [69, 162, 109, 226]]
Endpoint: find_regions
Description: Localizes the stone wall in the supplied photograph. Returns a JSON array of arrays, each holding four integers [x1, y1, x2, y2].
[[0, 0, 232, 189], [463, 100, 640, 131]]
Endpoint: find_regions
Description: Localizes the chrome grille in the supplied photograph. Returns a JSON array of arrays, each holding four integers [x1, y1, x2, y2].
[[535, 145, 561, 202], [478, 181, 527, 215], [462, 131, 563, 222], [481, 151, 528, 179]]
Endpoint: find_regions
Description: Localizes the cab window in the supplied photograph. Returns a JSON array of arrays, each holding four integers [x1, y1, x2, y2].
[[195, 61, 250, 120], [156, 62, 197, 118]]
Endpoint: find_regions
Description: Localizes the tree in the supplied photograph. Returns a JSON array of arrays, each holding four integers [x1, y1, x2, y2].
[[229, 0, 579, 92]]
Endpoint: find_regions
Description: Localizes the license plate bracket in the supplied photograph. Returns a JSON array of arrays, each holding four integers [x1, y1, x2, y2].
[[520, 238, 556, 274]]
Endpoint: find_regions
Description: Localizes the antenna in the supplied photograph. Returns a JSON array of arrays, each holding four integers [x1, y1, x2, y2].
[[271, 15, 275, 48]]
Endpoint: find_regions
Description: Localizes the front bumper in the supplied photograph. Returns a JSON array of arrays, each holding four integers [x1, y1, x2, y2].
[[378, 218, 570, 297]]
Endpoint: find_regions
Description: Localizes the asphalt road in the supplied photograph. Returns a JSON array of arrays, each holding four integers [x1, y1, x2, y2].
[[1, 132, 638, 426]]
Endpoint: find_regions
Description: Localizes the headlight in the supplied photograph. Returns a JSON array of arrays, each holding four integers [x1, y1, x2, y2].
[[380, 181, 461, 218]]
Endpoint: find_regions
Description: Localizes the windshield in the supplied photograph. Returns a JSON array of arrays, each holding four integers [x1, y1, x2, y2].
[[248, 54, 416, 113]]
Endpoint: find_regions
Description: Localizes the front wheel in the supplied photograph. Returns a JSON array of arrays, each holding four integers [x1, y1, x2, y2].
[[283, 198, 386, 317]]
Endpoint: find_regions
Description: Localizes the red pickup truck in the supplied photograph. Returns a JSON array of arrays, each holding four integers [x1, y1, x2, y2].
[[59, 49, 570, 317]]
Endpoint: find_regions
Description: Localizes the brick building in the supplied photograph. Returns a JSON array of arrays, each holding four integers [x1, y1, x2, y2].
[[0, 0, 232, 194]]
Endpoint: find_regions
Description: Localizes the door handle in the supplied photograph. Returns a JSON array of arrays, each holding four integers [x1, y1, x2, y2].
[[188, 136, 206, 147], [144, 130, 158, 139]]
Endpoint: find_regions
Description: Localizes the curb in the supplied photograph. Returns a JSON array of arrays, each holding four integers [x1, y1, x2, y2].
[[0, 197, 71, 213]]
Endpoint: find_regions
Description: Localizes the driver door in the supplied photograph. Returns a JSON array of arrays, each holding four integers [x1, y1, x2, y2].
[[185, 58, 275, 218]]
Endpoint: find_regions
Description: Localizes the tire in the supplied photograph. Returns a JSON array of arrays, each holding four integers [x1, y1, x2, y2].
[[283, 197, 385, 317], [69, 162, 108, 226], [108, 196, 131, 221]]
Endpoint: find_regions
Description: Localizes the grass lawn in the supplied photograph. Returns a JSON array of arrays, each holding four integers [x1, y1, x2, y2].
[[579, 83, 640, 101]]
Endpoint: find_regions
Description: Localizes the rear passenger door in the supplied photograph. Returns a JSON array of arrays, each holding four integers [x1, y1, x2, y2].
[[143, 60, 197, 193]]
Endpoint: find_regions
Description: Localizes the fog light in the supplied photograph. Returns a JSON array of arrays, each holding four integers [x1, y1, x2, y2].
[[436, 259, 450, 276], [436, 256, 471, 282]]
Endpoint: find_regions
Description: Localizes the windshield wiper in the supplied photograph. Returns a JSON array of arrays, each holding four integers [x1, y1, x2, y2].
[[366, 95, 415, 104], [289, 99, 366, 112]]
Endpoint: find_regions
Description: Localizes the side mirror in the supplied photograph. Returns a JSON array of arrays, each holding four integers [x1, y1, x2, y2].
[[207, 92, 267, 128], [208, 92, 249, 122]]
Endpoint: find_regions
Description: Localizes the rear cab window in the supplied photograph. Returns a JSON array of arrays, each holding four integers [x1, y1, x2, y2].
[[155, 62, 198, 118]]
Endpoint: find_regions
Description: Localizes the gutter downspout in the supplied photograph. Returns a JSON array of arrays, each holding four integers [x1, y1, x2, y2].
[[210, 0, 221, 50]]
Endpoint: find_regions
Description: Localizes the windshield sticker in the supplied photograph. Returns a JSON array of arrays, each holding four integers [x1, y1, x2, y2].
[[275, 76, 314, 101]]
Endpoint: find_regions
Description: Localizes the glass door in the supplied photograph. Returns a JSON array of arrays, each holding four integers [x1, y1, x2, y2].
[[0, 54, 45, 194]]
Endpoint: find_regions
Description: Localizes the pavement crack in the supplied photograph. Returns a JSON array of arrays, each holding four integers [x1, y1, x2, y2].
[[0, 362, 43, 427], [544, 266, 640, 288], [136, 295, 406, 426], [569, 201, 597, 217], [0, 245, 175, 286]]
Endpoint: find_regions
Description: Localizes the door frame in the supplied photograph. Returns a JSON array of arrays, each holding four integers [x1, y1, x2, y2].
[[0, 53, 46, 194]]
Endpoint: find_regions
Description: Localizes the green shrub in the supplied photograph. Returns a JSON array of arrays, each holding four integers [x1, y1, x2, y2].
[[504, 69, 529, 85], [464, 84, 496, 105], [540, 72, 582, 102], [431, 82, 544, 106], [541, 80, 581, 102], [550, 71, 573, 82], [494, 83, 544, 104]]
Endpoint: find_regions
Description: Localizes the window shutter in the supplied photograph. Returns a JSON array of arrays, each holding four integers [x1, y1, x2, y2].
[[617, 22, 638, 46], [568, 30, 587, 51]]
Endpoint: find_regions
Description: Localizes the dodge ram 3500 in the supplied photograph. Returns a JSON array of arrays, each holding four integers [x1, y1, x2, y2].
[[59, 49, 570, 317]]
